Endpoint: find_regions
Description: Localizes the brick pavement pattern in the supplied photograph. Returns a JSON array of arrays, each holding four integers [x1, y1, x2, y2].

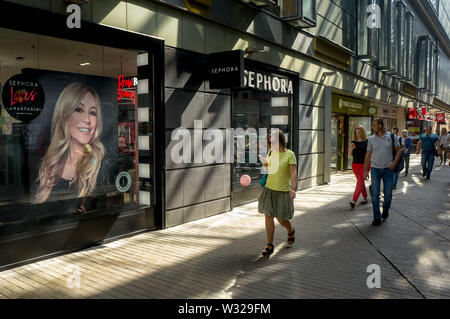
[[0, 155, 449, 299]]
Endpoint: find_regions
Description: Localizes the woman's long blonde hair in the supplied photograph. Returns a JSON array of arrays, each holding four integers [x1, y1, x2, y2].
[[353, 125, 367, 141], [34, 82, 105, 203]]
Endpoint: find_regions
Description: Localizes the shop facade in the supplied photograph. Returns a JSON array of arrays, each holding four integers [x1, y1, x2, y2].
[[376, 104, 406, 132], [0, 1, 165, 268], [1, 0, 449, 269]]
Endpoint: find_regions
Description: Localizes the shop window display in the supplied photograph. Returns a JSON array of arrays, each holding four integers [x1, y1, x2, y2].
[[0, 28, 149, 237], [232, 87, 292, 205]]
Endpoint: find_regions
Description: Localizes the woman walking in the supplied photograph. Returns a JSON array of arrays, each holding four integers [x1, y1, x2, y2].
[[349, 126, 368, 209], [258, 130, 298, 256]]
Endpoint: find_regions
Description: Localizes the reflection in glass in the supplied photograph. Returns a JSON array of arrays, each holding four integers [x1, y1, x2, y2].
[[232, 89, 291, 196]]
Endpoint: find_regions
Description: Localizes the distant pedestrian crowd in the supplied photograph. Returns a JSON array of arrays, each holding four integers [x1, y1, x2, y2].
[[348, 119, 448, 226]]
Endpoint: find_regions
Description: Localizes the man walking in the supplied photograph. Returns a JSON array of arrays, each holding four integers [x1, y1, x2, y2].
[[400, 129, 412, 176], [364, 119, 402, 226], [391, 127, 400, 189], [416, 125, 441, 180]]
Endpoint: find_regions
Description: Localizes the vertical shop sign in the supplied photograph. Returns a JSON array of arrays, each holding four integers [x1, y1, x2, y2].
[[208, 50, 244, 89]]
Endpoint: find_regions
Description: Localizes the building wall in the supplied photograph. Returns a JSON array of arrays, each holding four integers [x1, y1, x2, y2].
[[4, 0, 448, 108], [164, 47, 231, 227], [3, 0, 447, 225], [438, 0, 450, 40]]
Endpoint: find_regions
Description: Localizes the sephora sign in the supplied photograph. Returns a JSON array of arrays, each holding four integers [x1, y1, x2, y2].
[[243, 70, 293, 95]]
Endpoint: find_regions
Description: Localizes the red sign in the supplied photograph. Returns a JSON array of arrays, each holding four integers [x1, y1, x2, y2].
[[408, 108, 417, 119], [117, 75, 136, 105], [436, 113, 446, 123]]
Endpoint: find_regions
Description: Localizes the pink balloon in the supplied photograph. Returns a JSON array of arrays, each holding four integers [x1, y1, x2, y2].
[[240, 174, 251, 187]]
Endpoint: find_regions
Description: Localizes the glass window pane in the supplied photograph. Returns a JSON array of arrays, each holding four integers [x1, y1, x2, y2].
[[429, 42, 435, 93], [391, 0, 398, 71], [281, 0, 297, 18], [358, 0, 369, 56], [434, 49, 439, 95], [232, 80, 293, 205], [302, 0, 316, 22], [379, 0, 393, 69], [398, 4, 405, 76], [0, 27, 150, 237], [405, 12, 414, 80]]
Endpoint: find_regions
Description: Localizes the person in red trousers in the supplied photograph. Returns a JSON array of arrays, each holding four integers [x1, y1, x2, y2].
[[349, 126, 368, 209]]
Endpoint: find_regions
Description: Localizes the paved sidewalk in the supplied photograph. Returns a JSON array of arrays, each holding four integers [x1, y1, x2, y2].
[[0, 155, 449, 299]]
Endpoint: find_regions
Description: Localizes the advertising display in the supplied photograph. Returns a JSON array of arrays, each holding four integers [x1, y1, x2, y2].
[[0, 68, 139, 236]]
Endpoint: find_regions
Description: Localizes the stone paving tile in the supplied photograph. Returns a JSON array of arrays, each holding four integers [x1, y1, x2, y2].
[[0, 155, 448, 299]]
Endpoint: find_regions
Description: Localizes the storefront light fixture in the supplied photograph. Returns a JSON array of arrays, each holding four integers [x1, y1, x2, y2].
[[64, 0, 90, 4], [322, 71, 338, 77], [244, 45, 270, 54], [239, 0, 278, 7], [363, 84, 376, 90], [79, 62, 90, 66]]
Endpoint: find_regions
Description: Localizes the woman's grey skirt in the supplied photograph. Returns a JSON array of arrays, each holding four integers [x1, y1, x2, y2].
[[258, 187, 294, 220]]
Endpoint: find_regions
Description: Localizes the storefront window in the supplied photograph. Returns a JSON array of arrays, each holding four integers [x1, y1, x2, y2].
[[405, 11, 414, 81], [280, 0, 317, 28], [0, 28, 151, 237], [416, 36, 431, 90], [378, 0, 395, 70], [357, 0, 379, 61], [394, 1, 406, 77], [232, 78, 292, 205]]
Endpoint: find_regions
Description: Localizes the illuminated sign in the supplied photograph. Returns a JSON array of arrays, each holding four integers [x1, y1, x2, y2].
[[117, 75, 137, 105], [243, 70, 293, 95]]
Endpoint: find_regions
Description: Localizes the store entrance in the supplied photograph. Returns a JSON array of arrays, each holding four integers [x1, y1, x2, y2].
[[331, 113, 345, 172], [331, 114, 372, 172], [347, 116, 372, 169]]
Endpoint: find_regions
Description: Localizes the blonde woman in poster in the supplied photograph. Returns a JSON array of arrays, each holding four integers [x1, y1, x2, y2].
[[34, 82, 104, 204]]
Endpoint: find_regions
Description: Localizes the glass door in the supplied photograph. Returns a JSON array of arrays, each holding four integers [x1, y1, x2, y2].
[[331, 113, 345, 172]]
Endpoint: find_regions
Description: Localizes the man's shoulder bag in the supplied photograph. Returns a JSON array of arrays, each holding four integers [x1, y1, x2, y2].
[[426, 135, 439, 158], [390, 133, 404, 173]]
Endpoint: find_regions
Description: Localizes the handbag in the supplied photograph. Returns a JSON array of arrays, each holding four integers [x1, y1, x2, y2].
[[259, 150, 271, 187], [426, 135, 439, 158], [390, 133, 404, 173], [259, 174, 268, 187]]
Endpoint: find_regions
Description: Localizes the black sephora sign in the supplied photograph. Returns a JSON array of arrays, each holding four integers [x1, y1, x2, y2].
[[208, 50, 244, 89], [2, 74, 45, 122]]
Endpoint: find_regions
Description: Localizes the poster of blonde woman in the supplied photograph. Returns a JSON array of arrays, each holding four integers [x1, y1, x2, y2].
[[25, 69, 118, 209], [34, 82, 105, 204]]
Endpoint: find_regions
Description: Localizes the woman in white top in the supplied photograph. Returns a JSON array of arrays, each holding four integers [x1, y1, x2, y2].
[[439, 127, 449, 165]]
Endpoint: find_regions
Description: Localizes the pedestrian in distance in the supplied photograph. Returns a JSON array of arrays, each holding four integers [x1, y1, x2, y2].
[[364, 119, 402, 226], [416, 125, 442, 180], [439, 127, 448, 165], [391, 127, 400, 189], [258, 129, 298, 256], [349, 125, 368, 209], [400, 129, 413, 176]]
